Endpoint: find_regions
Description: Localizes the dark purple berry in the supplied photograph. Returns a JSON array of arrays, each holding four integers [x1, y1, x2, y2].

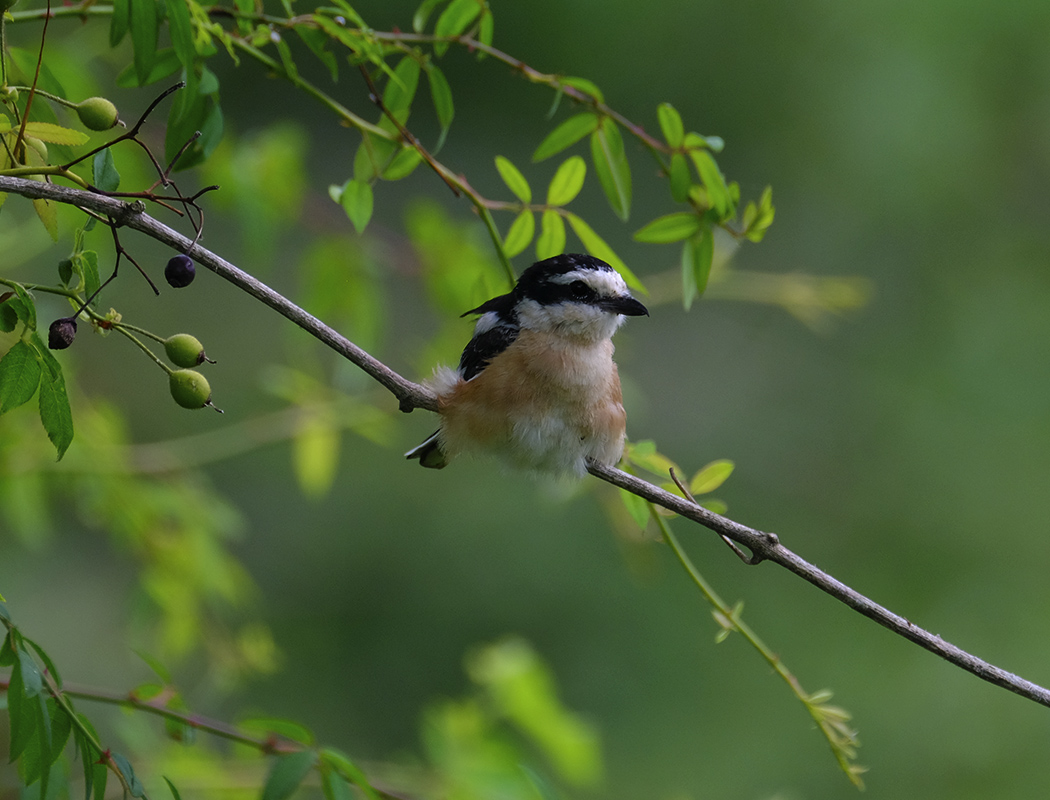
[[165, 255, 196, 288], [48, 317, 77, 350]]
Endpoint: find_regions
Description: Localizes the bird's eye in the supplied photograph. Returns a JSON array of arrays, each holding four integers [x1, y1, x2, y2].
[[568, 280, 591, 299]]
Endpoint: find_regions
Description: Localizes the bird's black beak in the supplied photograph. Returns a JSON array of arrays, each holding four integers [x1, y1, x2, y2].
[[604, 295, 649, 317]]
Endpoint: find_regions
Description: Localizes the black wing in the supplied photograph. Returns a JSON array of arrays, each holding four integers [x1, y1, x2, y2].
[[459, 319, 519, 381]]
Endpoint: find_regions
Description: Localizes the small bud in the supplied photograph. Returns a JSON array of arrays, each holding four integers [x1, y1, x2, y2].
[[169, 368, 221, 412], [164, 333, 215, 368], [48, 317, 77, 350], [75, 97, 120, 131], [164, 254, 196, 288]]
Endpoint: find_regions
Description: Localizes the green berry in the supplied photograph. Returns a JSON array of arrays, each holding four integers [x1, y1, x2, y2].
[[25, 137, 47, 163], [169, 369, 221, 412], [164, 333, 215, 368], [76, 97, 120, 131]]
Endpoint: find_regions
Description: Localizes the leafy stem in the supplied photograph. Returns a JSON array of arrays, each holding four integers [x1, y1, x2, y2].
[[112, 324, 172, 374], [651, 507, 865, 787]]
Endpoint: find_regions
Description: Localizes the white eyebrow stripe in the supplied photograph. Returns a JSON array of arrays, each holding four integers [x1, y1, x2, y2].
[[549, 268, 628, 297]]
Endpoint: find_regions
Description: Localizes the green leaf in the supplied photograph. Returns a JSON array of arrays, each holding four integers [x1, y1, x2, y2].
[[164, 777, 184, 800], [74, 715, 106, 800], [31, 333, 74, 460], [164, 0, 197, 71], [494, 156, 531, 204], [320, 748, 381, 800], [619, 487, 649, 529], [467, 639, 603, 786], [111, 753, 146, 798], [434, 0, 481, 55], [352, 133, 397, 182], [564, 213, 645, 294], [92, 149, 120, 193], [135, 650, 173, 683], [262, 751, 318, 800], [546, 156, 586, 206], [0, 341, 42, 414], [590, 118, 631, 220], [680, 225, 714, 309], [11, 284, 37, 331], [382, 57, 422, 124], [536, 210, 566, 260], [33, 195, 59, 242], [689, 149, 731, 217], [275, 36, 300, 85], [561, 76, 604, 103], [18, 647, 43, 698], [413, 0, 447, 33], [625, 439, 681, 477], [426, 64, 454, 149], [322, 769, 354, 800], [78, 251, 100, 305], [165, 67, 224, 170], [7, 647, 36, 762], [477, 8, 494, 48], [44, 696, 71, 771], [323, 0, 366, 28], [22, 122, 89, 147], [23, 638, 62, 689], [129, 0, 160, 86], [691, 459, 734, 494], [381, 147, 423, 180], [335, 179, 374, 234], [634, 212, 700, 244], [294, 25, 338, 82], [0, 294, 26, 332], [743, 185, 775, 242], [657, 103, 684, 148], [503, 210, 535, 258], [533, 112, 598, 162], [292, 411, 340, 498], [16, 692, 52, 791], [669, 153, 690, 202], [111, 0, 130, 46], [239, 717, 315, 746], [684, 130, 724, 152]]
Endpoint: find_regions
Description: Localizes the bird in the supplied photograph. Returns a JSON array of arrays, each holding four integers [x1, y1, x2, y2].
[[405, 253, 648, 476]]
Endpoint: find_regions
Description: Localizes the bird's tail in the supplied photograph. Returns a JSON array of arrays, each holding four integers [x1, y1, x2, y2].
[[405, 430, 448, 469]]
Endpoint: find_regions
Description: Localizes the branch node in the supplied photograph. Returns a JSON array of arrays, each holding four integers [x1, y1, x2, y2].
[[114, 199, 146, 226]]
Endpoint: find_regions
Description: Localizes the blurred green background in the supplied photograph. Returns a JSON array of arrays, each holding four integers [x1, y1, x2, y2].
[[4, 0, 1050, 798]]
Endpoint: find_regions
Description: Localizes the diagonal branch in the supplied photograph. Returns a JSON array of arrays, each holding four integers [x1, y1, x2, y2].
[[2, 174, 1049, 710], [0, 175, 435, 414], [585, 460, 1050, 708]]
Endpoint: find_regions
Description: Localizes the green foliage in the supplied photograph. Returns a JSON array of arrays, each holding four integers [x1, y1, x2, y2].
[[0, 0, 879, 796]]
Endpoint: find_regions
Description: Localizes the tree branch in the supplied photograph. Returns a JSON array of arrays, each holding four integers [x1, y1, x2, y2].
[[3, 174, 1049, 711], [585, 460, 1050, 708], [0, 176, 436, 414]]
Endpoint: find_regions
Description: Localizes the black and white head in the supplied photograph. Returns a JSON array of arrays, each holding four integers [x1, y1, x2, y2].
[[468, 254, 648, 344]]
